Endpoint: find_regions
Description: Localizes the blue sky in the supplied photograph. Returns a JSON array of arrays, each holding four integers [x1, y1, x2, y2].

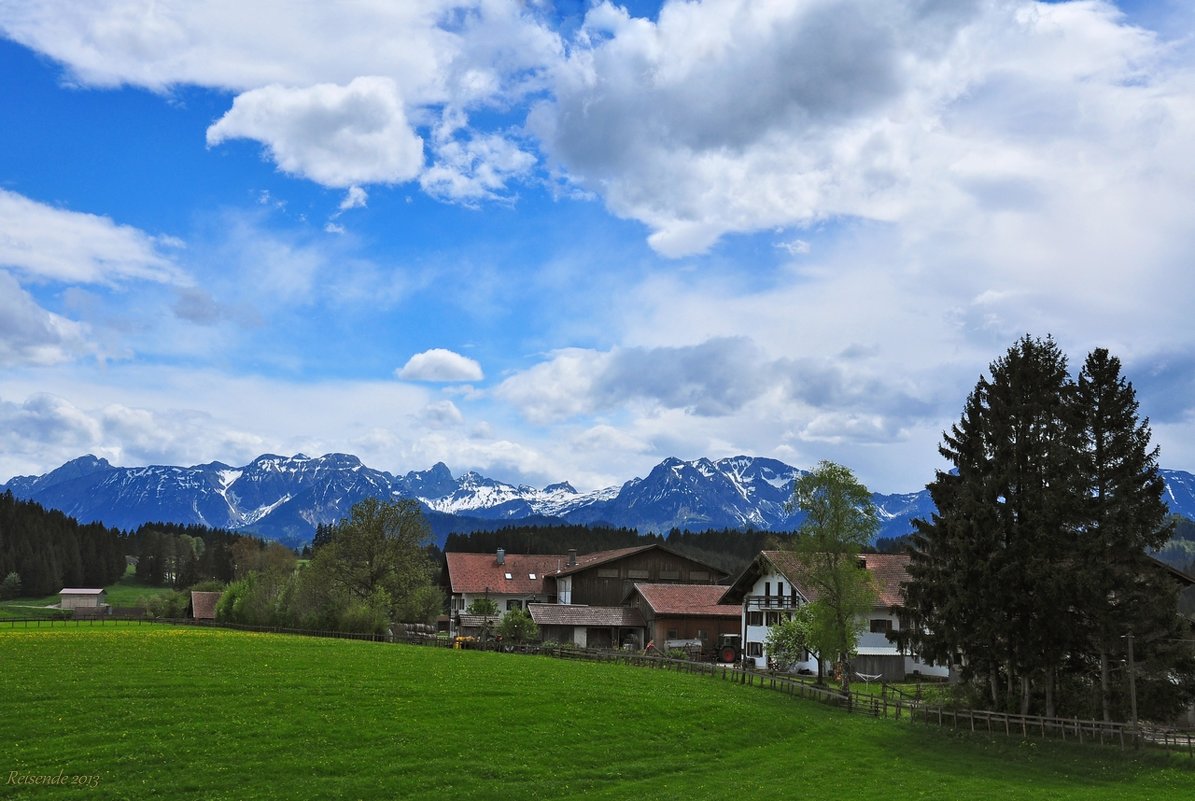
[[2, 0, 1195, 494]]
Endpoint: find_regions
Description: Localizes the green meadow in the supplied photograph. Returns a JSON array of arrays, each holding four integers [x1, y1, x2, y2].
[[1, 625, 1192, 800]]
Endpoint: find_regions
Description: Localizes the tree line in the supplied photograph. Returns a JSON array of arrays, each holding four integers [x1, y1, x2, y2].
[[899, 336, 1195, 722], [0, 491, 127, 597]]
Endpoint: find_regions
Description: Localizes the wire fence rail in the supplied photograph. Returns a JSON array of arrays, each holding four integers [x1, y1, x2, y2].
[[5, 616, 1192, 757]]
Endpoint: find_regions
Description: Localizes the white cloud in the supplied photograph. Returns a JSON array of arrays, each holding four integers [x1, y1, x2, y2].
[[530, 0, 1195, 258], [0, 189, 184, 284], [397, 348, 484, 382], [1, 2, 560, 199], [207, 77, 424, 188], [338, 185, 368, 211], [0, 272, 95, 366]]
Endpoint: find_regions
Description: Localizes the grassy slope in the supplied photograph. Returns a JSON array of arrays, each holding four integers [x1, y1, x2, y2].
[[0, 625, 1191, 801]]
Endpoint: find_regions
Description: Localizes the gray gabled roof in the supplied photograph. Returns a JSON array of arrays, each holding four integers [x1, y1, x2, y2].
[[527, 603, 645, 628]]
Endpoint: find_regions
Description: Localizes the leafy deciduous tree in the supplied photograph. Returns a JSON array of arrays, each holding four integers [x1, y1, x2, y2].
[[785, 460, 879, 694]]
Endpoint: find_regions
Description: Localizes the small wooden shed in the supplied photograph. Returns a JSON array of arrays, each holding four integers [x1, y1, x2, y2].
[[59, 588, 107, 611], [190, 591, 222, 620]]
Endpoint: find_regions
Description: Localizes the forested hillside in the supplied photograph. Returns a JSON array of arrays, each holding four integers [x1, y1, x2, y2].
[[0, 491, 127, 597]]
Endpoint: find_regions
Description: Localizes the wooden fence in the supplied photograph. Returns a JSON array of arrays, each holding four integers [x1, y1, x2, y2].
[[6, 617, 1192, 757]]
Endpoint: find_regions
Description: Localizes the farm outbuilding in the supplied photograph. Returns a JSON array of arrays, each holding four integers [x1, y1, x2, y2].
[[625, 583, 741, 659], [190, 591, 222, 620], [59, 588, 107, 611], [528, 603, 645, 650]]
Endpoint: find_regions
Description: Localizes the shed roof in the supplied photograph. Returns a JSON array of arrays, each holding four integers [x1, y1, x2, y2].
[[528, 603, 645, 628], [456, 613, 500, 629], [629, 583, 741, 618], [190, 591, 222, 620], [60, 588, 106, 595]]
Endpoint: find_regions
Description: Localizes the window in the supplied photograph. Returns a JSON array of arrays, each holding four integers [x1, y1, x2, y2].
[[627, 569, 649, 579], [766, 611, 784, 626], [659, 570, 680, 580], [690, 570, 709, 581], [764, 581, 771, 597], [504, 572, 513, 580], [747, 641, 763, 657], [528, 573, 536, 580], [507, 600, 522, 611], [869, 619, 892, 634], [666, 629, 678, 640], [695, 629, 706, 640], [777, 581, 784, 596], [597, 568, 619, 578], [747, 611, 763, 627]]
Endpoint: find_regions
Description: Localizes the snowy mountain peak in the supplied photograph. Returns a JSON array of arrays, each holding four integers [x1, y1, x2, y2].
[[5, 454, 1194, 549]]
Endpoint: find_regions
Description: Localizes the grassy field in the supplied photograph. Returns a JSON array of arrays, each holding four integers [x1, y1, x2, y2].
[[1, 625, 1192, 801]]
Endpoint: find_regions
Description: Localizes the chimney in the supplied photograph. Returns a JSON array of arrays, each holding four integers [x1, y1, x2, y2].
[[567, 548, 577, 567], [496, 548, 505, 566]]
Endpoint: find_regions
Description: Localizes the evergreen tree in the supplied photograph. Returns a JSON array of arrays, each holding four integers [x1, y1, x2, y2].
[[1074, 348, 1188, 720], [902, 335, 1083, 714]]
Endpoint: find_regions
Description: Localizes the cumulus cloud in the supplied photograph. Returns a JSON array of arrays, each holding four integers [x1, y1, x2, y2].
[[207, 77, 424, 187], [397, 348, 484, 382], [529, 0, 1195, 257], [1, 2, 559, 200], [0, 189, 184, 284]]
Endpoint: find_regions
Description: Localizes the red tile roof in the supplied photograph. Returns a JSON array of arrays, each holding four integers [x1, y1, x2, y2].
[[528, 603, 645, 628], [444, 552, 565, 595], [753, 550, 910, 608], [858, 553, 911, 608], [445, 545, 692, 594], [631, 583, 741, 618]]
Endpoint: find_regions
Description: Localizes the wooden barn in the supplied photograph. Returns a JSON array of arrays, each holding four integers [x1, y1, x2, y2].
[[549, 544, 727, 607], [625, 583, 741, 658]]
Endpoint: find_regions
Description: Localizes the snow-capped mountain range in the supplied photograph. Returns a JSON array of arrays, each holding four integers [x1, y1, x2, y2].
[[4, 453, 1195, 549]]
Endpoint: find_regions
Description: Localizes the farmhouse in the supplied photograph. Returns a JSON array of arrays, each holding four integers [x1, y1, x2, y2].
[[442, 550, 563, 620], [441, 544, 728, 638], [624, 583, 740, 657], [58, 588, 107, 612], [720, 551, 948, 681]]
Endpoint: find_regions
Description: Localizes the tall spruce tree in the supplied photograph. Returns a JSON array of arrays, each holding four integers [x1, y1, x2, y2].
[[1075, 348, 1182, 721], [902, 335, 1084, 715]]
